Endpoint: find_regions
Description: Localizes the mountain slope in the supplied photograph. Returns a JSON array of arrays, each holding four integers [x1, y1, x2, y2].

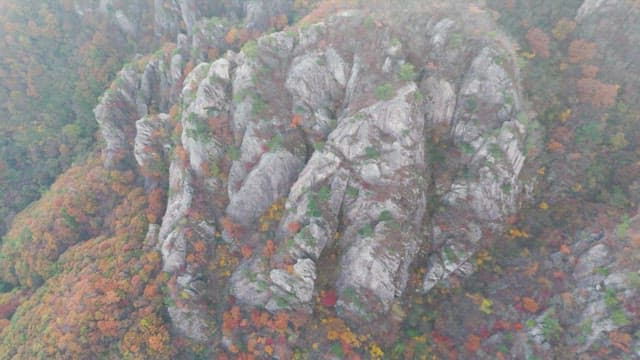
[[1, 0, 640, 358]]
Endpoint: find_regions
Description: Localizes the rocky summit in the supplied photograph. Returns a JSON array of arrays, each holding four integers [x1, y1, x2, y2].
[[1, 0, 640, 359]]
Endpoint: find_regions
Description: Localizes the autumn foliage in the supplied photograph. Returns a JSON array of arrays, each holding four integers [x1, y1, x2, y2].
[[522, 297, 539, 313], [576, 78, 619, 108], [526, 28, 550, 58], [0, 159, 137, 287], [568, 39, 597, 63], [0, 181, 172, 359]]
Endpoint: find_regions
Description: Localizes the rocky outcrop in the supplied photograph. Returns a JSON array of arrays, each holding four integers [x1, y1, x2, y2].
[[134, 114, 173, 188], [92, 0, 535, 342], [94, 66, 145, 169], [218, 9, 532, 327], [95, 45, 188, 169], [421, 44, 530, 293], [509, 222, 640, 358]]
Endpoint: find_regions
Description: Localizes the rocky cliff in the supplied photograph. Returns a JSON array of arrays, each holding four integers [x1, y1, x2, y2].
[[94, 0, 538, 348], [2, 0, 640, 358]]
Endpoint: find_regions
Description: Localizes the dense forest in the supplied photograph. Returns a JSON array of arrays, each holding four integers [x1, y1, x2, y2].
[[0, 0, 161, 236], [1, 0, 640, 358]]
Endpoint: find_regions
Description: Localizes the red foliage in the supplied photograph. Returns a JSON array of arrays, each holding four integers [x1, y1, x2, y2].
[[320, 290, 338, 307], [576, 78, 619, 108], [287, 221, 302, 234], [526, 27, 550, 58]]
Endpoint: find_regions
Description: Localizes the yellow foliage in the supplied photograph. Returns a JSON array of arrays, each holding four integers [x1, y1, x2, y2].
[[323, 317, 361, 348], [508, 228, 530, 239], [559, 108, 571, 122], [465, 293, 493, 314], [369, 342, 384, 359], [519, 51, 536, 59], [539, 202, 549, 210], [258, 198, 286, 233], [475, 250, 492, 267], [479, 298, 493, 314]]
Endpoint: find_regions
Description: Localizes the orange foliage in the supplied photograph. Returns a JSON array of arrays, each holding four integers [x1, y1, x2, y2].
[[576, 78, 619, 108], [464, 334, 481, 353], [175, 145, 189, 167], [225, 27, 251, 46], [0, 159, 139, 287], [0, 183, 172, 358], [250, 310, 271, 328], [223, 306, 243, 336], [143, 283, 158, 299], [568, 39, 597, 63], [526, 28, 550, 58], [263, 239, 276, 257], [290, 114, 303, 128], [221, 217, 244, 239], [147, 188, 166, 224], [547, 139, 565, 153], [521, 297, 539, 313], [97, 319, 120, 337], [241, 245, 253, 258], [0, 319, 10, 332], [270, 312, 289, 334], [183, 61, 195, 77], [609, 331, 632, 353]]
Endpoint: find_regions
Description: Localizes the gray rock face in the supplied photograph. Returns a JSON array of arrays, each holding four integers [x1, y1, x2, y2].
[[226, 151, 303, 226], [158, 161, 194, 274], [94, 67, 144, 168], [93, 2, 535, 337], [73, 0, 148, 38], [223, 10, 532, 326], [244, 0, 292, 31], [576, 0, 622, 21], [134, 114, 172, 188], [95, 50, 186, 169]]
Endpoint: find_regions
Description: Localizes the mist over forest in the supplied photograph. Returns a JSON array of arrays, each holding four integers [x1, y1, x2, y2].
[[1, 0, 639, 358]]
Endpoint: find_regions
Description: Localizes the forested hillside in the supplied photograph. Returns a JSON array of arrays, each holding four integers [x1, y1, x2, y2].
[[2, 0, 640, 358], [0, 0, 161, 235]]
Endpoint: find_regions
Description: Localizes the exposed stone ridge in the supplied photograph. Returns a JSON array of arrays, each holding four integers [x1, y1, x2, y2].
[[93, 2, 535, 342]]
